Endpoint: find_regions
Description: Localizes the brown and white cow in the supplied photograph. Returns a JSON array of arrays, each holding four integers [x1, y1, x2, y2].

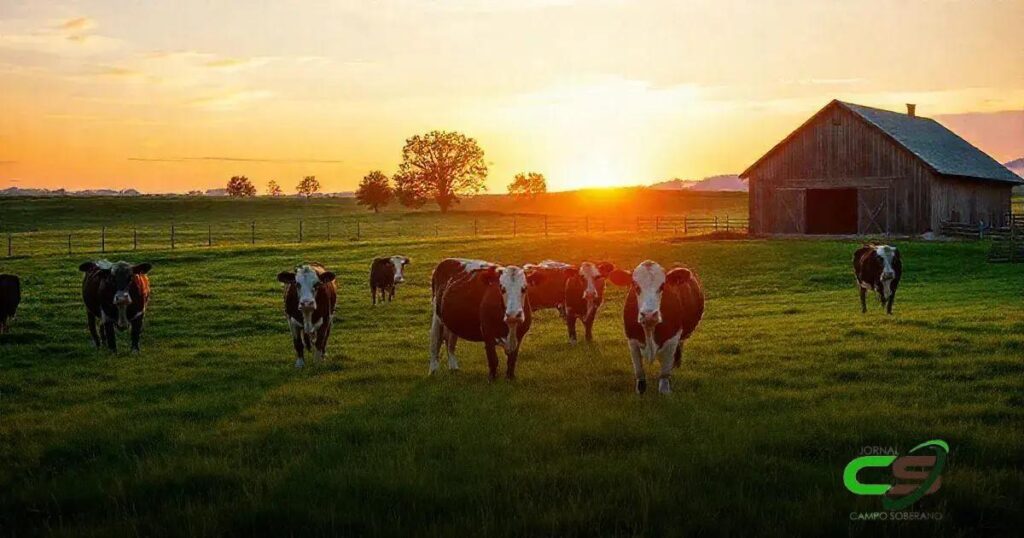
[[369, 255, 410, 305], [430, 258, 542, 380], [853, 244, 902, 315], [0, 274, 21, 334], [525, 260, 615, 343], [278, 263, 337, 368], [79, 260, 152, 353], [609, 261, 704, 394]]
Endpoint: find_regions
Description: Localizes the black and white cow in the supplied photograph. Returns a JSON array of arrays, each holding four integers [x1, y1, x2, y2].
[[0, 274, 21, 334], [278, 263, 337, 368], [369, 255, 410, 304], [853, 244, 902, 315], [609, 261, 704, 394]]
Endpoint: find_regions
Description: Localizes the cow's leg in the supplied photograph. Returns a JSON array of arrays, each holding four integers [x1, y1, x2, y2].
[[371, 286, 377, 305], [565, 311, 578, 344], [886, 292, 896, 315], [87, 312, 101, 348], [428, 312, 444, 374], [130, 315, 144, 354], [628, 339, 646, 394], [485, 343, 500, 381], [506, 348, 518, 380], [859, 286, 867, 313], [315, 322, 330, 361], [446, 332, 460, 371], [388, 286, 395, 302], [673, 341, 682, 367], [583, 315, 595, 343], [290, 324, 305, 368], [104, 322, 117, 353]]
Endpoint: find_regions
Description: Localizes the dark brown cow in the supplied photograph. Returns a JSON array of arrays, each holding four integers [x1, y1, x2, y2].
[[854, 244, 902, 315], [525, 260, 616, 343], [429, 258, 542, 380], [79, 260, 152, 353], [278, 263, 337, 368], [369, 255, 410, 304], [0, 274, 21, 334], [609, 260, 704, 395]]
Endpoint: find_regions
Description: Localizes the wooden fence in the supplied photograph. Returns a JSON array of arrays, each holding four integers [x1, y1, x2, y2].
[[940, 214, 1024, 263], [2, 214, 749, 259]]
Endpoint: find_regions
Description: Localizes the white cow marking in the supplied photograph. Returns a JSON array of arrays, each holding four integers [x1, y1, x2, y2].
[[390, 256, 409, 283], [874, 245, 898, 300]]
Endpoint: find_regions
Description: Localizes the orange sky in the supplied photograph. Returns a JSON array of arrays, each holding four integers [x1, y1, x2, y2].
[[2, 1, 1023, 193]]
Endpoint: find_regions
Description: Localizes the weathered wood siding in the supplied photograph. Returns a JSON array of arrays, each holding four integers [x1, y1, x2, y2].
[[748, 104, 934, 234], [930, 176, 1013, 230]]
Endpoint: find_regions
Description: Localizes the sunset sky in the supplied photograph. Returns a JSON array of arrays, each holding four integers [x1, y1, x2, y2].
[[1, 0, 1022, 193]]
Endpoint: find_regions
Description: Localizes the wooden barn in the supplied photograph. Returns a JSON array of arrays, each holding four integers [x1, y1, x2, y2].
[[741, 100, 1023, 235]]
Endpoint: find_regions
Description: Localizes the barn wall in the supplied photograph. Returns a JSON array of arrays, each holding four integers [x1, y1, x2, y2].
[[748, 104, 934, 234], [930, 177, 1013, 230]]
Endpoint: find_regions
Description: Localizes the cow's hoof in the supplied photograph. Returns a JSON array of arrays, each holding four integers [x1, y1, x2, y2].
[[568, 338, 577, 345], [130, 348, 140, 355], [449, 367, 460, 374], [428, 362, 440, 375], [658, 379, 672, 394], [636, 379, 647, 394], [294, 358, 305, 369]]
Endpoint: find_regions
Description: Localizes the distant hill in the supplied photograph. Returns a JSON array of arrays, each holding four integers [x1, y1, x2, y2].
[[651, 174, 747, 192], [1004, 157, 1024, 177], [0, 187, 141, 197]]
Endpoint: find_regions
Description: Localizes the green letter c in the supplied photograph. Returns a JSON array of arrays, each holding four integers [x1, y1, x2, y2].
[[844, 455, 897, 495]]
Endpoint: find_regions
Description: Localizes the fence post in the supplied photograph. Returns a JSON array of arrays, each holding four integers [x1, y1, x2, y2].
[[251, 221, 255, 245], [327, 218, 331, 242], [171, 224, 175, 249], [636, 215, 640, 231], [101, 226, 106, 253], [513, 216, 517, 238], [585, 215, 589, 234], [684, 216, 688, 235], [208, 224, 212, 247], [726, 215, 730, 232], [356, 221, 361, 241], [474, 219, 478, 236], [68, 234, 72, 256], [655, 216, 660, 233], [714, 216, 719, 232], [299, 220, 303, 243], [435, 224, 439, 237], [133, 228, 138, 250], [544, 215, 548, 238], [6, 233, 10, 257]]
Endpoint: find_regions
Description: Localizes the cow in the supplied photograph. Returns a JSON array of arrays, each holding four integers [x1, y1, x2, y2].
[[369, 255, 410, 304], [608, 261, 704, 395], [79, 260, 152, 353], [525, 260, 615, 344], [0, 274, 21, 334], [853, 244, 902, 315], [277, 263, 337, 368], [429, 258, 542, 380]]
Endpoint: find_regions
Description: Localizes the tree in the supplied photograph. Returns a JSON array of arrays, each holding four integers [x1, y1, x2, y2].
[[266, 180, 283, 197], [226, 176, 256, 197], [295, 175, 320, 198], [393, 130, 488, 212], [355, 170, 393, 213], [507, 172, 547, 198], [393, 173, 427, 209]]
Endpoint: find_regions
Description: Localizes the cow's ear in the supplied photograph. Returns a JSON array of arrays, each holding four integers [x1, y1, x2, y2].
[[402, 257, 410, 266], [319, 271, 336, 283], [666, 267, 693, 285], [527, 271, 545, 286], [597, 262, 615, 276], [132, 263, 152, 275], [608, 269, 632, 287], [277, 271, 296, 284], [79, 261, 98, 273]]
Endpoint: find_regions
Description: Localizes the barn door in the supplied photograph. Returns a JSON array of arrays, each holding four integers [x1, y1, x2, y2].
[[774, 188, 805, 234], [858, 187, 888, 235]]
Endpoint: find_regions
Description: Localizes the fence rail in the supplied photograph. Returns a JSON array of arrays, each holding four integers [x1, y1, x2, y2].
[[2, 214, 749, 258]]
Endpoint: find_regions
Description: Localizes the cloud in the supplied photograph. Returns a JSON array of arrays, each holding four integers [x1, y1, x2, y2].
[[128, 156, 345, 164], [59, 17, 96, 32], [187, 90, 274, 110]]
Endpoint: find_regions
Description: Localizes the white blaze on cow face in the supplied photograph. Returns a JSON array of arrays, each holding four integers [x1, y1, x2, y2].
[[632, 261, 666, 327], [390, 256, 409, 283], [456, 258, 493, 273], [496, 265, 530, 354], [294, 266, 322, 333], [578, 262, 602, 317], [875, 245, 898, 299]]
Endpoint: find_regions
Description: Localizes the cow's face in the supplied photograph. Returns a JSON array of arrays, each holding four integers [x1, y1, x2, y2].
[[483, 265, 543, 353], [278, 265, 336, 333], [875, 246, 898, 281], [577, 261, 614, 317], [610, 261, 692, 328], [390, 256, 410, 284]]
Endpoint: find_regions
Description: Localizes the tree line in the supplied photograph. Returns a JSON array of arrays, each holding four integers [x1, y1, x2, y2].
[[223, 130, 547, 213]]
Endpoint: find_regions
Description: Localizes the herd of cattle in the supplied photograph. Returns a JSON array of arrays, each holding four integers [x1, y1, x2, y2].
[[0, 244, 902, 394]]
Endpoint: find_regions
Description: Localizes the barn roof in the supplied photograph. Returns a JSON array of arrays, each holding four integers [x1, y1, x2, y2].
[[741, 100, 1024, 184]]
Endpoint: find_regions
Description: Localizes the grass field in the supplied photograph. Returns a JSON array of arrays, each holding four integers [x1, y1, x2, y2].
[[1, 207, 1023, 535]]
